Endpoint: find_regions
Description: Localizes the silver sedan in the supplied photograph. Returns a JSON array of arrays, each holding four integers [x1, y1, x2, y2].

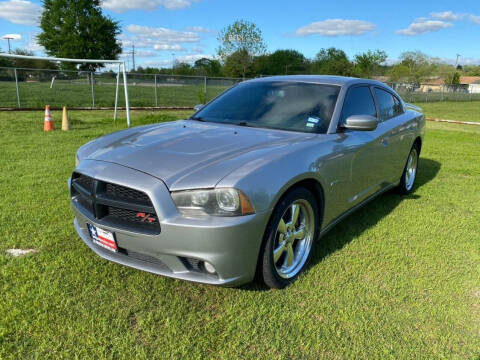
[[70, 76, 425, 288]]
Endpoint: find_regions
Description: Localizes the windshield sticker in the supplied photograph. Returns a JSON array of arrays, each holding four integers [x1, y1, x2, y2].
[[306, 117, 321, 128]]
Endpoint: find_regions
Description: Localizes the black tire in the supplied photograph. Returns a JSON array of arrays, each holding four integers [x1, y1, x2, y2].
[[397, 143, 420, 195], [260, 187, 320, 289]]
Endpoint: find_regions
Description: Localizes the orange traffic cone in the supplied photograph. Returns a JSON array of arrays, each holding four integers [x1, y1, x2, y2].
[[44, 105, 54, 132]]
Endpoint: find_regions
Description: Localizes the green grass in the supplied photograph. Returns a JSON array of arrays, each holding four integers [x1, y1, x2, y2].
[[414, 101, 480, 123], [1, 110, 479, 359], [0, 80, 231, 108]]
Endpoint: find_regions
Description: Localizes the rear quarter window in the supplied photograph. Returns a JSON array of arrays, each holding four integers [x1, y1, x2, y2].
[[374, 87, 404, 120]]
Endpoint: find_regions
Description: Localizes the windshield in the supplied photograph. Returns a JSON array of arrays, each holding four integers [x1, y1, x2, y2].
[[193, 81, 340, 133]]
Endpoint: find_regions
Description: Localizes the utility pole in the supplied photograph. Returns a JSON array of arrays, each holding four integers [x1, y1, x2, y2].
[[171, 53, 176, 75], [454, 54, 461, 69], [131, 44, 136, 72], [451, 54, 461, 86], [3, 36, 14, 53]]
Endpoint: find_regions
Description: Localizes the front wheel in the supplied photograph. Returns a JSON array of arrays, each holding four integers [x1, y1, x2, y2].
[[397, 144, 419, 195], [260, 187, 319, 289]]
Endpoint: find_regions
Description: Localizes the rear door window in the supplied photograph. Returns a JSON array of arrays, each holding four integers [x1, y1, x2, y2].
[[341, 86, 377, 124]]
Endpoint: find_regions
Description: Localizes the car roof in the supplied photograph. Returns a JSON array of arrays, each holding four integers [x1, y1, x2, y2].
[[244, 75, 386, 88]]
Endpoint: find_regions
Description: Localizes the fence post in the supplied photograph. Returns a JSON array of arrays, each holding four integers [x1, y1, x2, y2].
[[114, 63, 120, 122], [154, 75, 158, 107], [203, 76, 207, 103], [122, 62, 131, 127], [90, 71, 95, 108], [14, 68, 20, 108]]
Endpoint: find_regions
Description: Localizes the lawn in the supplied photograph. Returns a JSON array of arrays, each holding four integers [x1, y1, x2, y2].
[[0, 80, 233, 108], [414, 101, 480, 123], [0, 110, 479, 359]]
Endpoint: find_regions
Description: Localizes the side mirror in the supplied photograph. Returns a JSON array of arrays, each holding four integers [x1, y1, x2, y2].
[[193, 104, 204, 112], [343, 115, 378, 131]]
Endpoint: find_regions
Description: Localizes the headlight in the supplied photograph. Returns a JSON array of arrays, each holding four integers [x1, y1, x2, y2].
[[75, 153, 80, 167], [171, 188, 255, 216]]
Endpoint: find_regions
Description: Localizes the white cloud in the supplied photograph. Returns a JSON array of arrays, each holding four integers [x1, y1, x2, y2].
[[154, 44, 184, 51], [26, 35, 44, 52], [396, 19, 452, 36], [191, 45, 204, 52], [103, 0, 199, 13], [431, 56, 480, 66], [0, 0, 41, 26], [430, 11, 464, 21], [470, 15, 480, 24], [2, 33, 22, 40], [175, 53, 212, 63], [125, 25, 200, 44], [295, 19, 375, 37], [143, 59, 171, 67], [184, 26, 215, 34], [143, 53, 212, 67], [120, 50, 158, 58]]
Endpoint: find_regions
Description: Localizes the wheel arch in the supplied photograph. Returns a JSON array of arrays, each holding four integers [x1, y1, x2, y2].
[[254, 176, 326, 283], [413, 136, 422, 154], [265, 175, 326, 238]]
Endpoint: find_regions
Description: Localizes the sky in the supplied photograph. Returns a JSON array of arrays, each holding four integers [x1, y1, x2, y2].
[[0, 0, 480, 69]]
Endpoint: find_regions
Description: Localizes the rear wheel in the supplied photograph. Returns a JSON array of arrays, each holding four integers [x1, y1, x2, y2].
[[397, 144, 419, 195], [260, 187, 319, 289]]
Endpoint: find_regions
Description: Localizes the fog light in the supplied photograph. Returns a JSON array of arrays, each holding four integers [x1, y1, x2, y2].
[[203, 261, 216, 274]]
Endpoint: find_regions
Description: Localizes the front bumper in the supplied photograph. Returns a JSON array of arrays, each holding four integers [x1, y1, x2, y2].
[[71, 160, 270, 287]]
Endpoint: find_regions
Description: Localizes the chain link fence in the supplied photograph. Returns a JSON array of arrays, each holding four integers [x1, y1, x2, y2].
[[0, 67, 244, 109], [1, 66, 480, 109], [388, 83, 480, 103]]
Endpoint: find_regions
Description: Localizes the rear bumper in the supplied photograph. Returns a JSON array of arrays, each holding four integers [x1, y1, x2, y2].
[[71, 160, 270, 287]]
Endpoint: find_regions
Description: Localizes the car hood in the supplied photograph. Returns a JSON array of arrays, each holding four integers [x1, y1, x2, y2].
[[82, 120, 316, 190]]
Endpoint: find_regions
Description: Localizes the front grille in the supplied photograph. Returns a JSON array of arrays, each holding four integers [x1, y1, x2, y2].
[[71, 172, 160, 235], [75, 174, 94, 193], [106, 183, 151, 204]]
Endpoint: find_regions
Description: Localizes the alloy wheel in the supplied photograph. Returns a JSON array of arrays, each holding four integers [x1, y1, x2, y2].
[[405, 148, 418, 191], [273, 199, 315, 279]]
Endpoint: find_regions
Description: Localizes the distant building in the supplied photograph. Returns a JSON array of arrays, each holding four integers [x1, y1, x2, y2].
[[460, 76, 480, 94], [418, 78, 444, 93]]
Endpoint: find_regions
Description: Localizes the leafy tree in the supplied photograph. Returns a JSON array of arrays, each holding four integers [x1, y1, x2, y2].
[[312, 48, 353, 76], [254, 49, 307, 75], [11, 49, 57, 69], [387, 64, 410, 82], [354, 50, 387, 78], [173, 62, 194, 76], [444, 71, 460, 85], [462, 65, 480, 76], [217, 20, 266, 78], [0, 47, 12, 67], [223, 49, 252, 78], [398, 51, 434, 84], [194, 58, 223, 77], [37, 0, 121, 71]]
